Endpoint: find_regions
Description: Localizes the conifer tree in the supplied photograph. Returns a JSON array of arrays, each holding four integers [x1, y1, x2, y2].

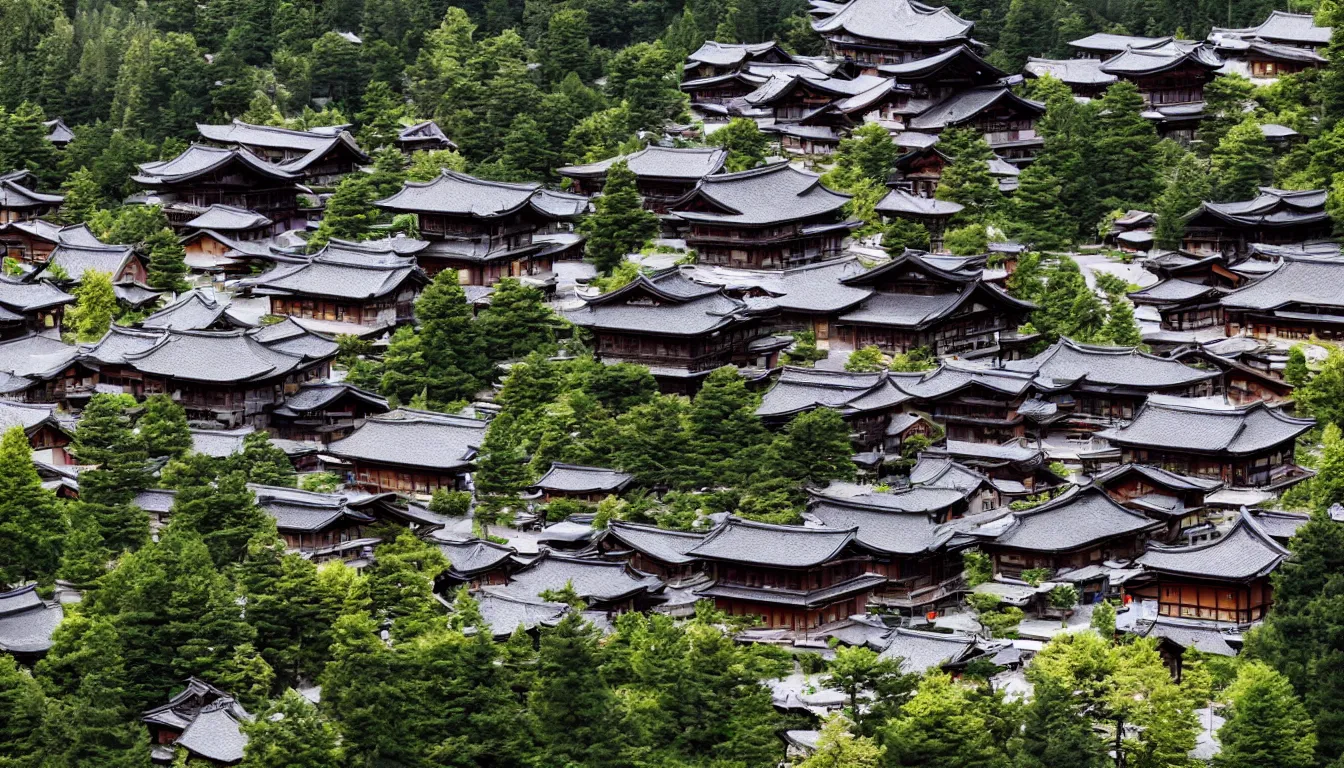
[[539, 8, 598, 84], [883, 673, 1008, 768], [579, 160, 659, 274], [1211, 117, 1272, 202], [0, 426, 63, 587], [1196, 74, 1256, 153], [1008, 161, 1072, 250], [797, 714, 884, 768], [682, 366, 767, 488], [473, 412, 531, 496], [41, 616, 150, 768], [171, 468, 273, 566], [1153, 149, 1210, 249], [1102, 297, 1144, 347], [59, 167, 104, 224], [1284, 345, 1309, 387], [232, 431, 296, 488], [2, 101, 57, 182], [137, 394, 191, 459], [767, 408, 856, 488], [883, 217, 931, 254], [1030, 76, 1099, 241], [382, 272, 491, 406], [65, 270, 118, 343], [0, 653, 46, 768], [69, 393, 149, 552], [364, 531, 449, 640], [712, 117, 769, 172], [1294, 347, 1344, 428], [827, 122, 897, 187], [1093, 81, 1161, 211], [493, 113, 557, 182], [935, 127, 1000, 224], [58, 511, 110, 590], [241, 690, 345, 768], [532, 613, 623, 767], [1015, 678, 1108, 768], [238, 535, 341, 686], [610, 395, 689, 489], [472, 277, 557, 363], [1216, 662, 1316, 768], [354, 80, 405, 150]]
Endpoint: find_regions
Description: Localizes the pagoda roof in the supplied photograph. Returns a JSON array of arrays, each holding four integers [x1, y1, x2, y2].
[[1222, 256, 1344, 311], [0, 584, 62, 655], [140, 289, 249, 331], [982, 486, 1159, 553], [133, 144, 299, 185], [686, 40, 790, 67], [876, 44, 1005, 80], [469, 588, 568, 638], [838, 281, 1031, 330], [1003, 338, 1217, 390], [250, 483, 383, 533], [1210, 11, 1331, 46], [240, 249, 426, 302], [1127, 278, 1219, 304], [0, 178, 62, 209], [272, 382, 388, 417], [117, 328, 315, 383], [183, 204, 273, 231], [558, 145, 728, 181], [1069, 32, 1172, 55], [908, 86, 1044, 132], [502, 550, 664, 603], [397, 120, 457, 149], [326, 409, 486, 472], [2, 220, 102, 247], [565, 271, 752, 336], [43, 118, 74, 144], [1091, 463, 1225, 493], [0, 333, 78, 382], [604, 521, 707, 565], [199, 119, 368, 156], [1024, 57, 1118, 86], [534, 463, 633, 494], [1138, 511, 1288, 580], [688, 517, 858, 568], [375, 170, 587, 220], [875, 189, 963, 217], [688, 257, 873, 314], [1103, 399, 1314, 456], [1099, 41, 1223, 77], [0, 276, 72, 313], [811, 0, 974, 45], [45, 242, 137, 282]]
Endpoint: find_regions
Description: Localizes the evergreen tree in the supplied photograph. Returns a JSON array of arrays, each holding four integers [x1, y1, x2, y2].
[[532, 613, 623, 767], [1093, 81, 1162, 211], [0, 425, 63, 587], [170, 466, 273, 566], [354, 80, 405, 150], [1153, 149, 1210, 249], [59, 167, 105, 224], [0, 653, 46, 768], [822, 645, 911, 732], [539, 8, 598, 84], [137, 394, 191, 460], [59, 511, 110, 590], [798, 715, 884, 767], [682, 366, 767, 488], [1030, 76, 1100, 241], [65, 270, 118, 342], [883, 217, 931, 254], [1, 101, 57, 182], [474, 278, 557, 362], [381, 272, 491, 407], [712, 117, 769, 172], [238, 535, 341, 686], [611, 395, 688, 488], [767, 408, 856, 488], [1311, 424, 1344, 520], [1294, 347, 1344, 429], [579, 160, 659, 274], [474, 412, 531, 496], [232, 431, 296, 488], [827, 122, 897, 187], [309, 174, 381, 247], [935, 127, 1001, 224], [1284, 345, 1309, 387], [1033, 256, 1106, 343], [69, 393, 149, 553], [1196, 74, 1255, 153], [1210, 117, 1271, 202], [241, 689, 344, 768], [492, 113, 557, 182], [884, 673, 1009, 768], [845, 345, 886, 372], [604, 41, 685, 133], [992, 0, 1057, 71], [1215, 661, 1316, 768], [1102, 297, 1143, 347], [364, 530, 449, 640], [1015, 678, 1108, 768], [1008, 160, 1072, 250]]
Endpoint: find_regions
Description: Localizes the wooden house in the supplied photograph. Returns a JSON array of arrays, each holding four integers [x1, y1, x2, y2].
[[0, 584, 63, 664], [501, 550, 666, 613], [1183, 188, 1330, 257], [326, 409, 487, 495], [670, 163, 855, 270], [1221, 255, 1344, 342], [196, 120, 369, 186], [532, 463, 634, 502], [132, 144, 303, 231], [1131, 511, 1288, 624], [558, 146, 728, 213], [907, 86, 1045, 164], [0, 220, 103, 264], [396, 120, 457, 153], [1209, 11, 1331, 81], [689, 518, 887, 630], [0, 171, 62, 223], [1092, 463, 1225, 542], [268, 382, 389, 443], [375, 170, 586, 284], [601, 521, 708, 582], [142, 678, 250, 766], [433, 537, 516, 589], [0, 277, 71, 338], [810, 0, 974, 72]]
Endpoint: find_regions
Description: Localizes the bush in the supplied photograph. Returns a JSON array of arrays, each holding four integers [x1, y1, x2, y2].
[[944, 223, 989, 256], [428, 488, 472, 517]]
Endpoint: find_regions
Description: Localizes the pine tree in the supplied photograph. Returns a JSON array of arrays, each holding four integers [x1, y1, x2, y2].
[[798, 714, 884, 768], [883, 217, 931, 254], [604, 41, 685, 133], [59, 167, 105, 224], [1153, 149, 1210, 249], [0, 650, 47, 768], [845, 345, 886, 372], [475, 278, 557, 362], [238, 535, 341, 686], [935, 127, 1001, 224], [1216, 662, 1316, 768], [65, 270, 118, 342], [492, 114, 557, 182], [69, 393, 150, 552], [232, 431, 296, 487], [1008, 160, 1072, 250], [171, 468, 273, 566], [532, 613, 623, 767], [1030, 76, 1100, 240], [309, 174, 381, 248], [1102, 297, 1143, 347], [1093, 82, 1161, 211], [473, 412, 531, 496], [381, 272, 490, 407], [827, 122, 898, 188], [1294, 347, 1344, 429], [539, 8, 597, 84], [1, 101, 57, 182], [682, 366, 767, 488], [137, 394, 191, 459], [579, 160, 659, 274], [767, 408, 856, 487], [712, 117, 769, 172], [1284, 345, 1309, 387], [1211, 117, 1271, 202], [883, 673, 1009, 768], [241, 690, 344, 768], [364, 530, 448, 640], [0, 425, 63, 587], [1196, 74, 1256, 153], [611, 395, 688, 489], [59, 510, 110, 590], [354, 80, 406, 151]]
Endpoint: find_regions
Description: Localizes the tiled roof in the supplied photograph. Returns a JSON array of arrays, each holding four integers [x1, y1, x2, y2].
[[0, 400, 60, 433], [1100, 41, 1223, 76], [134, 144, 298, 184], [1106, 400, 1314, 455], [1024, 57, 1118, 85], [534, 463, 633, 493], [876, 44, 1004, 79], [1136, 617, 1239, 656], [140, 290, 240, 331], [1248, 509, 1309, 541], [0, 276, 72, 312], [696, 572, 886, 607], [397, 120, 455, 148], [173, 697, 251, 764], [811, 0, 973, 44], [876, 628, 977, 673], [756, 367, 891, 418], [558, 145, 728, 181], [875, 189, 963, 217], [436, 538, 516, 577], [47, 242, 136, 282], [566, 271, 751, 336], [471, 588, 567, 638], [909, 456, 992, 492], [838, 290, 964, 328], [604, 522, 706, 565], [1068, 32, 1171, 53], [1191, 187, 1327, 228], [686, 40, 784, 67], [1222, 256, 1344, 311], [688, 517, 857, 567], [133, 488, 177, 514], [273, 382, 387, 416], [81, 326, 167, 365], [1211, 11, 1331, 46], [690, 258, 873, 314], [190, 427, 253, 457], [0, 333, 78, 380], [670, 162, 850, 226], [1138, 511, 1288, 580], [241, 250, 425, 301], [814, 482, 968, 514], [1092, 463, 1225, 493], [909, 86, 1044, 131], [376, 170, 577, 219], [985, 486, 1158, 552], [326, 409, 487, 472], [808, 497, 960, 554], [1127, 279, 1217, 303], [120, 329, 311, 383], [183, 204, 273, 231], [502, 551, 664, 602], [245, 318, 340, 359], [0, 585, 63, 654], [1004, 338, 1216, 390], [198, 119, 358, 152], [0, 179, 62, 208]]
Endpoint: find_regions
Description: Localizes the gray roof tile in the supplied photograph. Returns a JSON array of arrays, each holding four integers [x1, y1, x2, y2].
[[534, 463, 633, 493], [1108, 400, 1314, 455], [558, 145, 728, 181], [1004, 338, 1216, 389], [671, 162, 850, 226], [604, 521, 706, 565], [986, 486, 1158, 552], [688, 517, 857, 567], [326, 409, 487, 472], [1138, 511, 1288, 580], [811, 0, 973, 44], [501, 551, 663, 602], [0, 585, 62, 654]]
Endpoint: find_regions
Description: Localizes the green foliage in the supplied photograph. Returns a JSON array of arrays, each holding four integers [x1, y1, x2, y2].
[[65, 270, 118, 342], [823, 645, 914, 732], [827, 122, 898, 188], [963, 550, 992, 587], [1154, 146, 1211, 250], [1093, 81, 1162, 212], [845, 345, 886, 372], [241, 690, 344, 768], [428, 488, 472, 517], [579, 160, 659, 274], [798, 714, 885, 767], [711, 117, 768, 171], [170, 463, 273, 566], [935, 127, 1001, 224], [137, 394, 191, 460], [69, 393, 149, 553], [379, 272, 491, 407], [143, 227, 189, 292], [231, 431, 296, 488], [1197, 74, 1257, 153], [890, 346, 935, 372], [1215, 661, 1316, 768], [883, 673, 1011, 768], [766, 408, 856, 488], [1284, 345, 1310, 387], [781, 330, 826, 367], [298, 472, 342, 493], [1091, 599, 1117, 637], [0, 426, 63, 587], [474, 277, 558, 362], [944, 223, 989, 256], [1294, 346, 1344, 429], [60, 167, 104, 223], [883, 217, 931, 255], [1008, 160, 1072, 250], [1211, 117, 1272, 202]]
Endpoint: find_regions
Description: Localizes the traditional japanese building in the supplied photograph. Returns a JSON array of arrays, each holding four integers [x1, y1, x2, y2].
[[1220, 256, 1344, 342], [268, 382, 389, 443], [250, 484, 428, 562], [597, 523, 706, 583], [0, 171, 62, 222], [0, 584, 63, 664], [875, 190, 963, 251], [1128, 279, 1226, 334], [0, 220, 103, 264], [79, 325, 336, 427], [396, 120, 457, 153], [0, 400, 73, 464], [669, 162, 855, 270], [326, 409, 487, 495], [1182, 187, 1330, 257], [501, 550, 666, 613], [197, 120, 369, 186], [558, 146, 728, 213], [239, 244, 428, 334], [1092, 463, 1225, 542], [43, 118, 74, 147], [834, 251, 1035, 357], [565, 269, 788, 390], [756, 367, 914, 449], [1002, 339, 1218, 431], [1208, 11, 1332, 76], [0, 277, 71, 338], [1069, 32, 1172, 59], [1131, 510, 1288, 624], [142, 678, 250, 766], [1095, 399, 1314, 489], [690, 518, 886, 630], [532, 463, 633, 502], [1023, 57, 1118, 98], [132, 144, 303, 231], [974, 486, 1161, 578], [375, 170, 586, 284], [44, 241, 147, 285], [1098, 41, 1223, 141], [139, 290, 251, 332], [907, 86, 1045, 163], [1171, 341, 1295, 405], [683, 40, 799, 80], [432, 537, 516, 589], [810, 0, 975, 71]]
